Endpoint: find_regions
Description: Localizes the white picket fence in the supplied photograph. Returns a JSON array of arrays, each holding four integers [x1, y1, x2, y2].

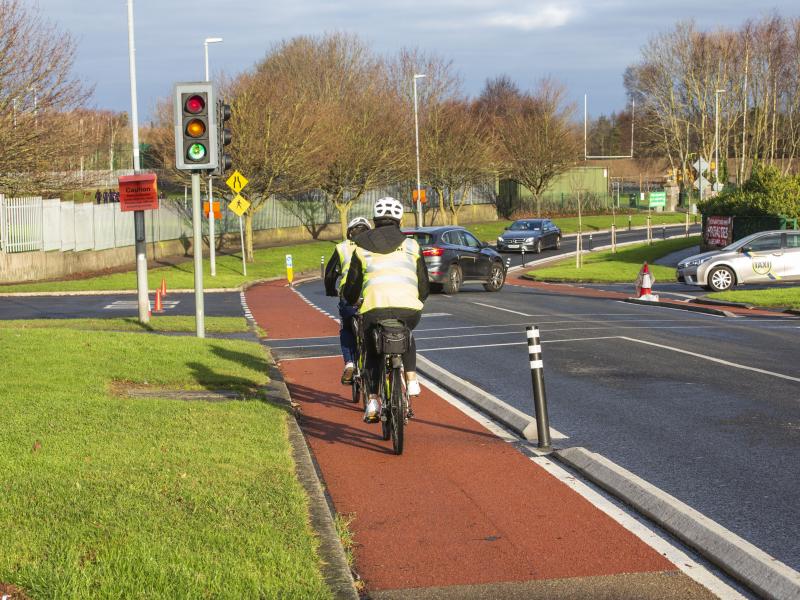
[[0, 194, 192, 254]]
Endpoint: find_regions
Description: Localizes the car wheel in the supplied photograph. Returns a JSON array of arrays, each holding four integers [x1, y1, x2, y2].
[[483, 262, 506, 292], [707, 266, 735, 292], [444, 264, 462, 294], [554, 235, 561, 249], [533, 239, 542, 254]]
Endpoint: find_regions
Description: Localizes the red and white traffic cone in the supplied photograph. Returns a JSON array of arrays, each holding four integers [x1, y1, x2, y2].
[[160, 277, 167, 297], [154, 289, 164, 313], [635, 262, 659, 301]]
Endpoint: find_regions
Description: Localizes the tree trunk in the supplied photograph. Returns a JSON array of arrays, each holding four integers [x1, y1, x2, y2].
[[244, 211, 254, 262], [336, 202, 350, 240], [436, 188, 447, 225]]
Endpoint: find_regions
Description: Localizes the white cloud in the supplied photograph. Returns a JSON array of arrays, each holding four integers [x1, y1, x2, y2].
[[483, 4, 577, 30]]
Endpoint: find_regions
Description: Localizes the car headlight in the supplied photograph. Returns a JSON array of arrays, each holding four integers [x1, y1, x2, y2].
[[679, 257, 713, 268], [497, 236, 503, 243], [524, 237, 535, 243]]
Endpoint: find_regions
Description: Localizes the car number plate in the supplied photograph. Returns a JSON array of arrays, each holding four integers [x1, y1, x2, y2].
[[507, 244, 519, 248]]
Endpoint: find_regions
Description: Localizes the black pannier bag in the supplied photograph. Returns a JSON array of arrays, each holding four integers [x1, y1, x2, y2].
[[374, 319, 409, 355]]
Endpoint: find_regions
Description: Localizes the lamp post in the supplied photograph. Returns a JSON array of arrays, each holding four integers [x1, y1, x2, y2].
[[714, 89, 726, 193], [413, 73, 426, 226], [126, 0, 148, 323], [204, 37, 223, 277]]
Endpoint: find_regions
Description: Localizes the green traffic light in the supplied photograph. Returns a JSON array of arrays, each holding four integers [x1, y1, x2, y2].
[[187, 143, 206, 161]]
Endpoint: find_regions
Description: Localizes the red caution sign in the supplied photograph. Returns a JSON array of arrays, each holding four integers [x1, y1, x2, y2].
[[118, 173, 159, 212]]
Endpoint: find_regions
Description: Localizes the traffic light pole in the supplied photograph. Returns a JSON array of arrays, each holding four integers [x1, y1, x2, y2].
[[192, 171, 205, 338]]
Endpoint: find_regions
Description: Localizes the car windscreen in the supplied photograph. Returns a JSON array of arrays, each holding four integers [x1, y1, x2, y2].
[[406, 233, 435, 245], [509, 221, 542, 231]]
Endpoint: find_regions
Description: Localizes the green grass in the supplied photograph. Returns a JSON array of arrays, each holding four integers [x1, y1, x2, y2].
[[0, 240, 337, 293], [526, 236, 701, 283], [0, 316, 249, 333], [708, 287, 800, 309], [0, 326, 331, 598], [467, 212, 693, 242]]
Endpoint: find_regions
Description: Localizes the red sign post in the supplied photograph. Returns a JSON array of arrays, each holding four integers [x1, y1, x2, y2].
[[118, 173, 159, 212]]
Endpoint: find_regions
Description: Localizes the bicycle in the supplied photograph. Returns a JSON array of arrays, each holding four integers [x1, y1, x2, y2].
[[373, 319, 411, 455], [350, 314, 367, 409]]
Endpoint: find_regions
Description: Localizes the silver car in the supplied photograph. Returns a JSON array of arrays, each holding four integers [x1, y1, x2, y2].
[[677, 230, 800, 292]]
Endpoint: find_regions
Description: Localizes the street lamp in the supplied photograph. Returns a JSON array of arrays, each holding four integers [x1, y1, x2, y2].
[[714, 89, 726, 193], [413, 73, 426, 226], [204, 36, 223, 277]]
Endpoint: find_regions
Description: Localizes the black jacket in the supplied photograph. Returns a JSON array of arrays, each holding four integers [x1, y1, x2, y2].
[[324, 246, 344, 297], [342, 224, 429, 307]]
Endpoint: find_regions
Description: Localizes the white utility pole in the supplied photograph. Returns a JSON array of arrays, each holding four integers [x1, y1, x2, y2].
[[126, 0, 148, 323], [413, 73, 426, 227], [204, 37, 223, 277], [714, 89, 726, 192]]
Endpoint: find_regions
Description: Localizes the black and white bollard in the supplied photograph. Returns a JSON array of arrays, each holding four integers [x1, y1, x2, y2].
[[662, 225, 666, 239], [628, 214, 632, 231], [320, 256, 325, 278], [505, 257, 511, 270], [521, 248, 526, 268], [526, 325, 551, 449], [588, 233, 593, 251]]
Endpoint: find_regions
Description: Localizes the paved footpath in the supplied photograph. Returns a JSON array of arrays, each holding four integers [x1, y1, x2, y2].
[[247, 280, 726, 599]]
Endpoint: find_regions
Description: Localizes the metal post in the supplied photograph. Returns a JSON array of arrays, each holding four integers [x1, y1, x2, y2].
[[204, 38, 223, 277], [526, 325, 551, 449], [685, 211, 689, 237], [126, 0, 148, 324], [628, 214, 632, 231], [662, 225, 666, 239], [413, 73, 426, 227], [611, 224, 616, 253], [588, 233, 593, 251], [647, 214, 652, 245], [192, 171, 205, 338], [521, 247, 526, 268], [238, 216, 247, 276]]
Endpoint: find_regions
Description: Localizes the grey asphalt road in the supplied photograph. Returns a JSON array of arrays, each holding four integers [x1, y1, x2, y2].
[[282, 278, 800, 573], [0, 292, 243, 319]]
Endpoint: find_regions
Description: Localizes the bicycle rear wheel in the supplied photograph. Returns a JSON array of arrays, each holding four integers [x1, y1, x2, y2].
[[390, 365, 404, 455], [380, 361, 391, 441]]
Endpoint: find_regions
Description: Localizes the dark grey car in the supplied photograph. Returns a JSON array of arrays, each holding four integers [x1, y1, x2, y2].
[[496, 219, 562, 253], [403, 226, 506, 294]]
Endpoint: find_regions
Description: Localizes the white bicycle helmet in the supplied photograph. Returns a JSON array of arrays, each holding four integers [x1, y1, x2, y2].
[[347, 216, 372, 233], [373, 196, 404, 222]]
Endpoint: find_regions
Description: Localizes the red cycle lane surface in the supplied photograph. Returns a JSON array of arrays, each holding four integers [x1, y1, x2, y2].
[[246, 282, 711, 596]]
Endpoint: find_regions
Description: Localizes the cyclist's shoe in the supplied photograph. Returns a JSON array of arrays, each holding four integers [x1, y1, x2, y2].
[[341, 362, 355, 385], [364, 396, 380, 423], [406, 376, 421, 397]]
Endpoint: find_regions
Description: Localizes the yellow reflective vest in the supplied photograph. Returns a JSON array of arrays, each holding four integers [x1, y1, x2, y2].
[[335, 240, 356, 293], [356, 238, 423, 313]]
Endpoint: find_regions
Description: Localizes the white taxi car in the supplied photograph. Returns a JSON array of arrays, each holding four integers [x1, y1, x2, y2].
[[676, 230, 800, 292]]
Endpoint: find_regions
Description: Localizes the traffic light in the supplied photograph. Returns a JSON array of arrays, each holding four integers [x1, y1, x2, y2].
[[214, 99, 232, 176], [174, 82, 218, 171]]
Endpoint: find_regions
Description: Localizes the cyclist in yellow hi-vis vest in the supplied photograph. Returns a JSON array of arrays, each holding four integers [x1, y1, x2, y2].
[[342, 197, 429, 423], [325, 216, 373, 384]]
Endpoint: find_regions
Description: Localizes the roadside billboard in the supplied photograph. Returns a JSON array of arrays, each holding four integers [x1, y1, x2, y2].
[[705, 216, 732, 247]]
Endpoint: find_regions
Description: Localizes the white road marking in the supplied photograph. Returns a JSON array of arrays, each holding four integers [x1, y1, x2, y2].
[[471, 301, 531, 316], [418, 336, 619, 352], [618, 336, 800, 383], [277, 354, 340, 362], [422, 312, 452, 318], [104, 300, 180, 310], [420, 377, 746, 600]]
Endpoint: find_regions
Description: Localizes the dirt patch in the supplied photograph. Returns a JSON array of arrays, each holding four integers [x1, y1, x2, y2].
[[0, 583, 31, 600]]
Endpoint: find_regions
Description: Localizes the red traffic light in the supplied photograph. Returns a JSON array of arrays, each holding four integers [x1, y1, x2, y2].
[[185, 95, 205, 114]]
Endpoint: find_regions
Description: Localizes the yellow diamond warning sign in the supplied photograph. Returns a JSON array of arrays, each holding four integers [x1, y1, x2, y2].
[[228, 194, 251, 217], [225, 171, 249, 194]]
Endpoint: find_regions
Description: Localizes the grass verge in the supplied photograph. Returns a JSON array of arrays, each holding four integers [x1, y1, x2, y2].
[[467, 212, 693, 242], [0, 240, 337, 293], [0, 325, 331, 598], [707, 287, 800, 310], [0, 316, 249, 334], [526, 236, 701, 283]]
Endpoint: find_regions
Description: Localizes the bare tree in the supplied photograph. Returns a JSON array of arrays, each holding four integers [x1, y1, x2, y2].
[[489, 79, 580, 216], [0, 0, 92, 194]]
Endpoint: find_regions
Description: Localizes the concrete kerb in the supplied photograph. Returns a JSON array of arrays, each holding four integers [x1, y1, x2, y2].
[[241, 311, 359, 600], [623, 297, 734, 317], [416, 354, 564, 447], [555, 447, 800, 600]]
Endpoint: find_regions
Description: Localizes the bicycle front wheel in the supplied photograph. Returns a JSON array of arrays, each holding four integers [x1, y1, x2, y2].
[[379, 361, 391, 441], [390, 365, 404, 455]]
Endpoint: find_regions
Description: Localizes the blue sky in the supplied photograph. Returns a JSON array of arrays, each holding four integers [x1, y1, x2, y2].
[[37, 0, 798, 122]]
